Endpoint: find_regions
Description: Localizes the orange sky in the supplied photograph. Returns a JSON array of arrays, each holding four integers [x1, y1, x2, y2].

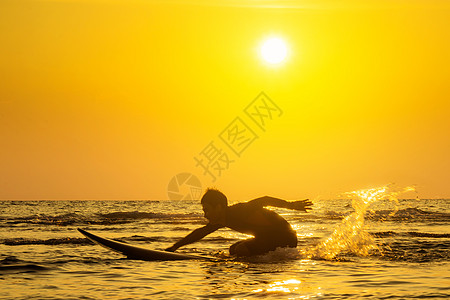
[[1, 0, 449, 200]]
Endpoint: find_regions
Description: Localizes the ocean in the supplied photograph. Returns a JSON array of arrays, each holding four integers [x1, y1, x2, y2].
[[1, 188, 449, 299]]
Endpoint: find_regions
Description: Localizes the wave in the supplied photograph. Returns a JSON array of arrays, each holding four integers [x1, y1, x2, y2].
[[0, 256, 48, 272], [2, 237, 91, 246], [372, 231, 450, 238], [98, 211, 201, 219], [1, 206, 447, 228], [0, 263, 48, 272], [1, 211, 204, 226], [376, 240, 450, 262], [3, 228, 447, 247], [1, 235, 173, 246], [367, 207, 449, 221], [325, 207, 449, 222]]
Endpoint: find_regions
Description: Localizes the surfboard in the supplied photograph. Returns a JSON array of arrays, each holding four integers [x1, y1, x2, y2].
[[78, 228, 217, 261]]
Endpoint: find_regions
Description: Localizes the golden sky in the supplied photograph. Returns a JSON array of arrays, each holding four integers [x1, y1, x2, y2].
[[1, 0, 449, 200]]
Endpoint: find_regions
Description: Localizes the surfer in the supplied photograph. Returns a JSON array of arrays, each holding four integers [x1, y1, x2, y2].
[[165, 188, 312, 257]]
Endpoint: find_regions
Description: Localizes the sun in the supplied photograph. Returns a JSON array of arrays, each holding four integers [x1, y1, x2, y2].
[[260, 37, 288, 65]]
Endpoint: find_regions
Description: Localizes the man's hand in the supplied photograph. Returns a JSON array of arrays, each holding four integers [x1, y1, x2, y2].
[[165, 245, 177, 252], [289, 199, 313, 212]]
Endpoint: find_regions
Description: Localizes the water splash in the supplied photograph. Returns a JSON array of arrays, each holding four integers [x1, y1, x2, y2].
[[306, 185, 415, 260]]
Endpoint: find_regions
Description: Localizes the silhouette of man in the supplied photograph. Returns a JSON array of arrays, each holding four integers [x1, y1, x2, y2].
[[166, 188, 312, 257]]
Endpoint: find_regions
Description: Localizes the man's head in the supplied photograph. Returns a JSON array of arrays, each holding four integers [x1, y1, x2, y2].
[[201, 188, 227, 224]]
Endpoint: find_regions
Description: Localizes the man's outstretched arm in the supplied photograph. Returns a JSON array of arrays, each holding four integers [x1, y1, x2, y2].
[[165, 223, 221, 252], [249, 196, 313, 212]]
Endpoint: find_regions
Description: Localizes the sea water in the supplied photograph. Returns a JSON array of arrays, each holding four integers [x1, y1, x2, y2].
[[1, 187, 449, 299]]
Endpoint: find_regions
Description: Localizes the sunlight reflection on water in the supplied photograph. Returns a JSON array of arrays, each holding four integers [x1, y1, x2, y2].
[[251, 278, 323, 299]]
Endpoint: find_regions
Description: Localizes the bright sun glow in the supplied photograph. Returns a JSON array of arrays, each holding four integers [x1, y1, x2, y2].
[[260, 37, 288, 64]]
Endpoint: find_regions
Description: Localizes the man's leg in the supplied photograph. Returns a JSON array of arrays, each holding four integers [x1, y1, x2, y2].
[[229, 238, 276, 256], [229, 231, 298, 257], [229, 239, 252, 257]]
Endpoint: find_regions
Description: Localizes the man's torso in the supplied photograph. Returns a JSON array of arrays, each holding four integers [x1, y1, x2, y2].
[[223, 202, 294, 238]]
